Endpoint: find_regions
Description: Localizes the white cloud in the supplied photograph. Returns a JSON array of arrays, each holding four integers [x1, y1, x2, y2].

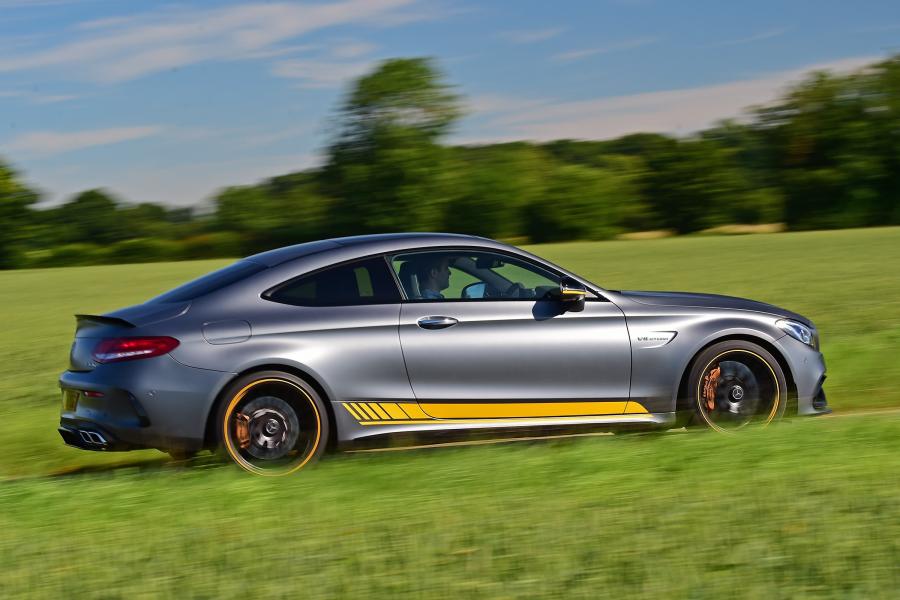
[[4, 125, 162, 157], [0, 0, 416, 83], [0, 89, 82, 104], [499, 28, 564, 44], [456, 56, 881, 144], [272, 58, 376, 88], [240, 44, 319, 60], [32, 152, 324, 207], [553, 36, 658, 62], [330, 41, 378, 59], [467, 93, 551, 115]]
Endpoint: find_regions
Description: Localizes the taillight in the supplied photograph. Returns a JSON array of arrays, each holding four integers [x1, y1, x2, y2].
[[92, 337, 180, 364]]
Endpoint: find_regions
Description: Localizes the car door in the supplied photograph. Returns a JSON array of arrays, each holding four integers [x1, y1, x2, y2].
[[252, 256, 413, 405], [392, 249, 632, 420]]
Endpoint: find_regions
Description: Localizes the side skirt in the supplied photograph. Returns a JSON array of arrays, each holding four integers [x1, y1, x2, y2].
[[339, 410, 677, 445]]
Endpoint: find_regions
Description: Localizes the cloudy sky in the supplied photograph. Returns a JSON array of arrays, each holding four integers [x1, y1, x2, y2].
[[1, 0, 898, 207]]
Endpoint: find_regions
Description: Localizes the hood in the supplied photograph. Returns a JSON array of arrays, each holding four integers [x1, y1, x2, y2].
[[619, 290, 812, 326]]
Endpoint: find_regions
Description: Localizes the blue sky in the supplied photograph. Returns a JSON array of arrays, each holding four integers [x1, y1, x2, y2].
[[1, 0, 898, 207]]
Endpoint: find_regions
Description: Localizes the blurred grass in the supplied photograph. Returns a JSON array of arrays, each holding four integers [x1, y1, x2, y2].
[[2, 228, 899, 597], [1, 415, 898, 598], [1, 227, 899, 478]]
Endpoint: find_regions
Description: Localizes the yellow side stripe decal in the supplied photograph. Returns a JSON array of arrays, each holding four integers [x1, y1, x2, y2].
[[356, 403, 379, 420], [419, 401, 629, 419], [381, 403, 409, 420], [399, 403, 430, 419], [341, 401, 650, 423], [367, 402, 392, 420], [358, 414, 656, 426], [342, 403, 362, 420], [623, 401, 649, 414]]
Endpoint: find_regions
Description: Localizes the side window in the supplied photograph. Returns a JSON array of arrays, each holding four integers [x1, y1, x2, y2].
[[391, 250, 561, 301], [266, 257, 401, 307]]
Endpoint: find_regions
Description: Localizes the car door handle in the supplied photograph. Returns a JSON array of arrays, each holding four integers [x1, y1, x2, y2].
[[417, 316, 458, 330]]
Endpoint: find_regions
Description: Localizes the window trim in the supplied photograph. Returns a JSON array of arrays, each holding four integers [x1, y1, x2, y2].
[[262, 254, 403, 307], [387, 246, 607, 304]]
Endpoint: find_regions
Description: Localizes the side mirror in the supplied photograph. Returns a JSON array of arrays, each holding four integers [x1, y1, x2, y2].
[[555, 277, 586, 312], [461, 282, 487, 299]]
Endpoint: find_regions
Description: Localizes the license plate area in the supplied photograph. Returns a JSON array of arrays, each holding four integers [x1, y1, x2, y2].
[[62, 389, 79, 411]]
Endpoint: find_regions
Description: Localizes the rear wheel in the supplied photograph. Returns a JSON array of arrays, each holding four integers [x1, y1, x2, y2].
[[686, 341, 787, 432], [216, 371, 329, 475]]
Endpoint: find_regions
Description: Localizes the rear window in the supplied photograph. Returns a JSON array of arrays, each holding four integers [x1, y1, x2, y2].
[[265, 257, 400, 307], [149, 260, 267, 303]]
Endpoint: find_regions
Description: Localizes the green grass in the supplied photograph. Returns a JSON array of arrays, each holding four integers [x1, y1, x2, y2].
[[1, 415, 898, 598], [1, 227, 899, 479]]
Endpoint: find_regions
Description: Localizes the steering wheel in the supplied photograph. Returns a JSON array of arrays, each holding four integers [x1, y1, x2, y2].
[[504, 282, 526, 298]]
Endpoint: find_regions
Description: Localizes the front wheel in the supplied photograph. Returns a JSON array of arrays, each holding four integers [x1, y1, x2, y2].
[[216, 371, 329, 476], [686, 341, 787, 432]]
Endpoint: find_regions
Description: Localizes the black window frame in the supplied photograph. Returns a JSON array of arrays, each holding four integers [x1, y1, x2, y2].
[[262, 254, 403, 307]]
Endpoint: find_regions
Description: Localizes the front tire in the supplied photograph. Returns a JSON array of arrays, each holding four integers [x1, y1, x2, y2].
[[216, 371, 329, 476], [686, 340, 787, 432]]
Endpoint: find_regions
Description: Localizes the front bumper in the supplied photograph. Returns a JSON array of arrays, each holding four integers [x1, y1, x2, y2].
[[774, 334, 829, 416], [58, 355, 234, 453]]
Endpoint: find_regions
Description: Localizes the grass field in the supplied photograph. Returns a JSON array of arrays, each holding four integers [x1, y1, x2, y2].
[[2, 227, 899, 597], [2, 416, 899, 597]]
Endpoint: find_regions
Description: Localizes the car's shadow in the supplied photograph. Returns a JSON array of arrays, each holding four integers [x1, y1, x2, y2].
[[39, 454, 224, 479], [16, 427, 691, 482]]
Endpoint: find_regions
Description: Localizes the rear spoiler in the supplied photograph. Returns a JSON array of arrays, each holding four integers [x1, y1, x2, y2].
[[75, 314, 136, 329]]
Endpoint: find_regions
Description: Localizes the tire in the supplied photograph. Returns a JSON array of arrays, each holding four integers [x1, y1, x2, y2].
[[685, 340, 787, 432], [215, 371, 330, 476]]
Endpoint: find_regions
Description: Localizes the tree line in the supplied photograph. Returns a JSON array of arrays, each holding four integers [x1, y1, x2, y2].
[[2, 55, 899, 269]]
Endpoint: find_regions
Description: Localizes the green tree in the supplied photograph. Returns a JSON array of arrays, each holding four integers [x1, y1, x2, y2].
[[524, 164, 640, 243], [52, 189, 128, 245], [0, 159, 38, 269], [215, 176, 334, 254], [325, 58, 462, 234], [443, 143, 549, 239], [753, 56, 900, 229]]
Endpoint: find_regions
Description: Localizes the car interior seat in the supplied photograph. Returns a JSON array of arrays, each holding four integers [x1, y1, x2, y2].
[[397, 261, 422, 299]]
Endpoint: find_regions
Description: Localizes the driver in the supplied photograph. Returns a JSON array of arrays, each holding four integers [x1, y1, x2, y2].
[[413, 256, 451, 299]]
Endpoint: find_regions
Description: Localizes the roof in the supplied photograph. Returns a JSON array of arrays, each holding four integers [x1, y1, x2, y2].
[[245, 232, 498, 267]]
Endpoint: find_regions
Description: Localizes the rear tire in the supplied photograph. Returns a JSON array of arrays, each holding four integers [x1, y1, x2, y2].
[[686, 340, 787, 432], [215, 371, 330, 475]]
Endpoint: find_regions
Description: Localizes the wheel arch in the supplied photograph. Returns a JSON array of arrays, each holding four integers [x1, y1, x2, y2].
[[674, 334, 798, 416], [203, 363, 338, 451]]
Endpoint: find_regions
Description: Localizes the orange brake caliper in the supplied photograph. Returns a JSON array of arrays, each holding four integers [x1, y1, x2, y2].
[[235, 413, 251, 449], [703, 366, 721, 411]]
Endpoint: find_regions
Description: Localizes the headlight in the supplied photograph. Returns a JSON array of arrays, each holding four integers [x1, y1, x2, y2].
[[777, 319, 818, 349]]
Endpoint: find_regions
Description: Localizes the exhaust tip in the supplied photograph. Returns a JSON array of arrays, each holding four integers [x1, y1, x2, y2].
[[62, 426, 110, 449]]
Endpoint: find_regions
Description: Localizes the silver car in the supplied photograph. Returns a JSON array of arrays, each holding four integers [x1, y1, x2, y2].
[[59, 233, 828, 475]]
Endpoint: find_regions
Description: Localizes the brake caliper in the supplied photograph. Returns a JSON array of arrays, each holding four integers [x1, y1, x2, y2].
[[703, 366, 721, 411], [235, 412, 251, 449]]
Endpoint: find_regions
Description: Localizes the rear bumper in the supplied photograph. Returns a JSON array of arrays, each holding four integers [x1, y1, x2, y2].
[[58, 355, 234, 453]]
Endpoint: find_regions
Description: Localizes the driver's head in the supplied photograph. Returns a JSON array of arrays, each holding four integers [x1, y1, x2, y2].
[[412, 255, 451, 293]]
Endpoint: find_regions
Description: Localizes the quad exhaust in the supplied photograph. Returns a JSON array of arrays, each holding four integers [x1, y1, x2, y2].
[[79, 430, 108, 446], [58, 426, 112, 450]]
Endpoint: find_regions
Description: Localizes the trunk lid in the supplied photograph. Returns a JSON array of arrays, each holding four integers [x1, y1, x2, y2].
[[68, 302, 189, 372]]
